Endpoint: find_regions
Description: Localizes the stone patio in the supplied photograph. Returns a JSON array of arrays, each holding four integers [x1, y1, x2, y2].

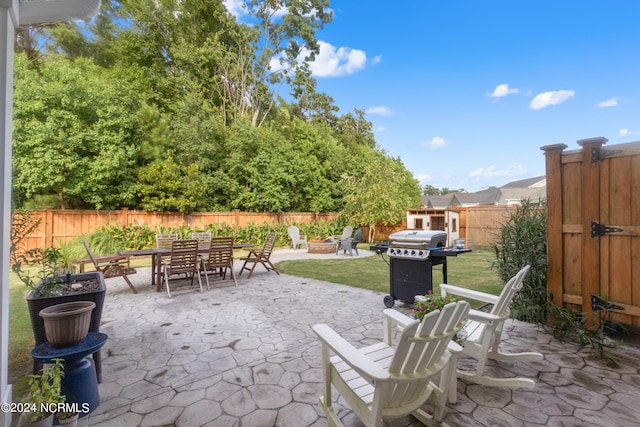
[[81, 249, 640, 426]]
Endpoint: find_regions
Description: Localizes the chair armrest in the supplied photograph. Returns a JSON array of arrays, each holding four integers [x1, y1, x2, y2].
[[94, 255, 130, 268], [467, 309, 503, 324], [239, 250, 258, 260], [440, 284, 500, 305], [95, 254, 128, 262], [382, 308, 415, 328], [312, 324, 388, 381], [447, 341, 463, 354]]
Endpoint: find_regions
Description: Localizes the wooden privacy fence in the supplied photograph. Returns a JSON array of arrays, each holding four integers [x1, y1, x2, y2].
[[466, 205, 519, 248], [20, 208, 339, 252], [543, 137, 640, 327], [17, 206, 518, 253]]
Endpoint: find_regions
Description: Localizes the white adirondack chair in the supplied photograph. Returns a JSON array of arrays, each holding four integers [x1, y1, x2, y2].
[[440, 264, 543, 399], [287, 225, 308, 250], [313, 301, 470, 427]]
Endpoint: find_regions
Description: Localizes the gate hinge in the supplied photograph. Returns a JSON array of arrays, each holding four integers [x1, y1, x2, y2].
[[591, 294, 625, 311], [591, 147, 624, 163], [590, 221, 624, 238]]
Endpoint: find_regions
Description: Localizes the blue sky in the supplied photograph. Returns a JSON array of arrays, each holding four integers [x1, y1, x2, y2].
[[227, 1, 640, 192]]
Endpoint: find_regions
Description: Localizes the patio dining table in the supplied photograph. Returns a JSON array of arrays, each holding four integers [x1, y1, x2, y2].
[[119, 242, 254, 292]]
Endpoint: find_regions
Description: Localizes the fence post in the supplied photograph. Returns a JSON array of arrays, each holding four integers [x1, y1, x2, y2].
[[541, 143, 568, 308], [121, 207, 128, 226], [44, 207, 54, 248], [578, 137, 608, 324]]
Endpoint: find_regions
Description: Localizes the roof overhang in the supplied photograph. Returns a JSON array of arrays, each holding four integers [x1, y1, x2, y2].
[[18, 0, 101, 26]]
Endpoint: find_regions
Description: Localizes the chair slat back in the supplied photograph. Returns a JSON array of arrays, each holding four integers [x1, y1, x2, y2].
[[168, 239, 199, 274], [491, 265, 530, 317], [82, 240, 99, 268], [340, 225, 353, 240], [390, 301, 470, 375], [352, 228, 363, 246], [386, 301, 469, 409], [156, 233, 178, 249], [207, 236, 234, 266], [191, 232, 212, 246], [259, 232, 278, 256], [287, 225, 300, 240]]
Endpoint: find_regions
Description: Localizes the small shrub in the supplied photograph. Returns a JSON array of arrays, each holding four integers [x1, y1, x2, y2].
[[492, 199, 548, 324]]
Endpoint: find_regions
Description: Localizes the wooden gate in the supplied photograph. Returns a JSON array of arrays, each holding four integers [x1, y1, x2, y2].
[[543, 137, 640, 326]]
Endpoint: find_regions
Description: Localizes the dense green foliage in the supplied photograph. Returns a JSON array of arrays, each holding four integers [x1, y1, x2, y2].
[[492, 199, 548, 324], [81, 218, 351, 255], [12, 1, 421, 216]]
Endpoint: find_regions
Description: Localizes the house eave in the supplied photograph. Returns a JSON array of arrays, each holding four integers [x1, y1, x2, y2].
[[18, 0, 101, 25]]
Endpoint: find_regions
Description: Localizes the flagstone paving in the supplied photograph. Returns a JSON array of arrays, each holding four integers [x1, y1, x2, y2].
[[82, 249, 640, 427]]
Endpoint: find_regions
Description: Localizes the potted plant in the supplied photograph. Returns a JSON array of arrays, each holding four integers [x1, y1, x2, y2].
[[18, 359, 65, 427], [11, 243, 106, 380], [413, 290, 460, 321]]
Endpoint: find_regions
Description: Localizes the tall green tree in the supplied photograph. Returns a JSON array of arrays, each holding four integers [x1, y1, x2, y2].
[[288, 64, 339, 125], [342, 151, 422, 242], [11, 1, 422, 216], [12, 54, 141, 209], [228, 0, 332, 126], [334, 109, 376, 152]]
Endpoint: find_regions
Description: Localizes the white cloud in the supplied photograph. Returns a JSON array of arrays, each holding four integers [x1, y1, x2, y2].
[[468, 164, 526, 177], [371, 55, 382, 65], [307, 41, 367, 77], [421, 136, 447, 149], [375, 126, 386, 132], [489, 83, 519, 98], [365, 106, 393, 116], [416, 174, 431, 182], [618, 128, 640, 136], [224, 0, 289, 19], [597, 97, 619, 108], [529, 90, 575, 110], [222, 0, 244, 18]]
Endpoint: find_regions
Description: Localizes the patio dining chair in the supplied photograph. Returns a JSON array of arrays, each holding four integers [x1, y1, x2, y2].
[[200, 236, 237, 288], [313, 301, 470, 427], [439, 264, 543, 400], [191, 231, 212, 246], [82, 240, 137, 294], [160, 239, 203, 298], [238, 232, 279, 279], [156, 233, 178, 249]]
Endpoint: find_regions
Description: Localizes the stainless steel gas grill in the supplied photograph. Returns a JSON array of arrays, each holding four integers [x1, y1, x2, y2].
[[379, 230, 470, 308]]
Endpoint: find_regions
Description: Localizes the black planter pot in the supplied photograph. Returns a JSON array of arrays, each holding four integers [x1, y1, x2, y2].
[[26, 272, 106, 383]]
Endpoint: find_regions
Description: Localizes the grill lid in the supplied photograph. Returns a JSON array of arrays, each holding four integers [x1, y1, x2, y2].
[[389, 230, 447, 248]]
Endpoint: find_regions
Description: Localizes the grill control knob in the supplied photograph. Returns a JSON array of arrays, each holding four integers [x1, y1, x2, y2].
[[411, 250, 416, 256], [418, 251, 423, 257]]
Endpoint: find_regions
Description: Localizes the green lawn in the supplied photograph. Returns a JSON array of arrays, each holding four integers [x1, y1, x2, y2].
[[276, 247, 503, 299], [9, 275, 35, 399]]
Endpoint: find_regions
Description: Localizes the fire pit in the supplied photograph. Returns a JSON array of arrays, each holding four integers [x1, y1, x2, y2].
[[308, 239, 337, 254]]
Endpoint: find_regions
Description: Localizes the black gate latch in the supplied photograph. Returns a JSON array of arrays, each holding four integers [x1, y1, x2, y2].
[[590, 221, 624, 238]]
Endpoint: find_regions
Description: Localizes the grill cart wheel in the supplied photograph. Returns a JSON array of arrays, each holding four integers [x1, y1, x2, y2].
[[383, 295, 394, 308]]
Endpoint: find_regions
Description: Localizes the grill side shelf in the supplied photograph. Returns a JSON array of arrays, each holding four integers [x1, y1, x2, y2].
[[429, 249, 472, 257]]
